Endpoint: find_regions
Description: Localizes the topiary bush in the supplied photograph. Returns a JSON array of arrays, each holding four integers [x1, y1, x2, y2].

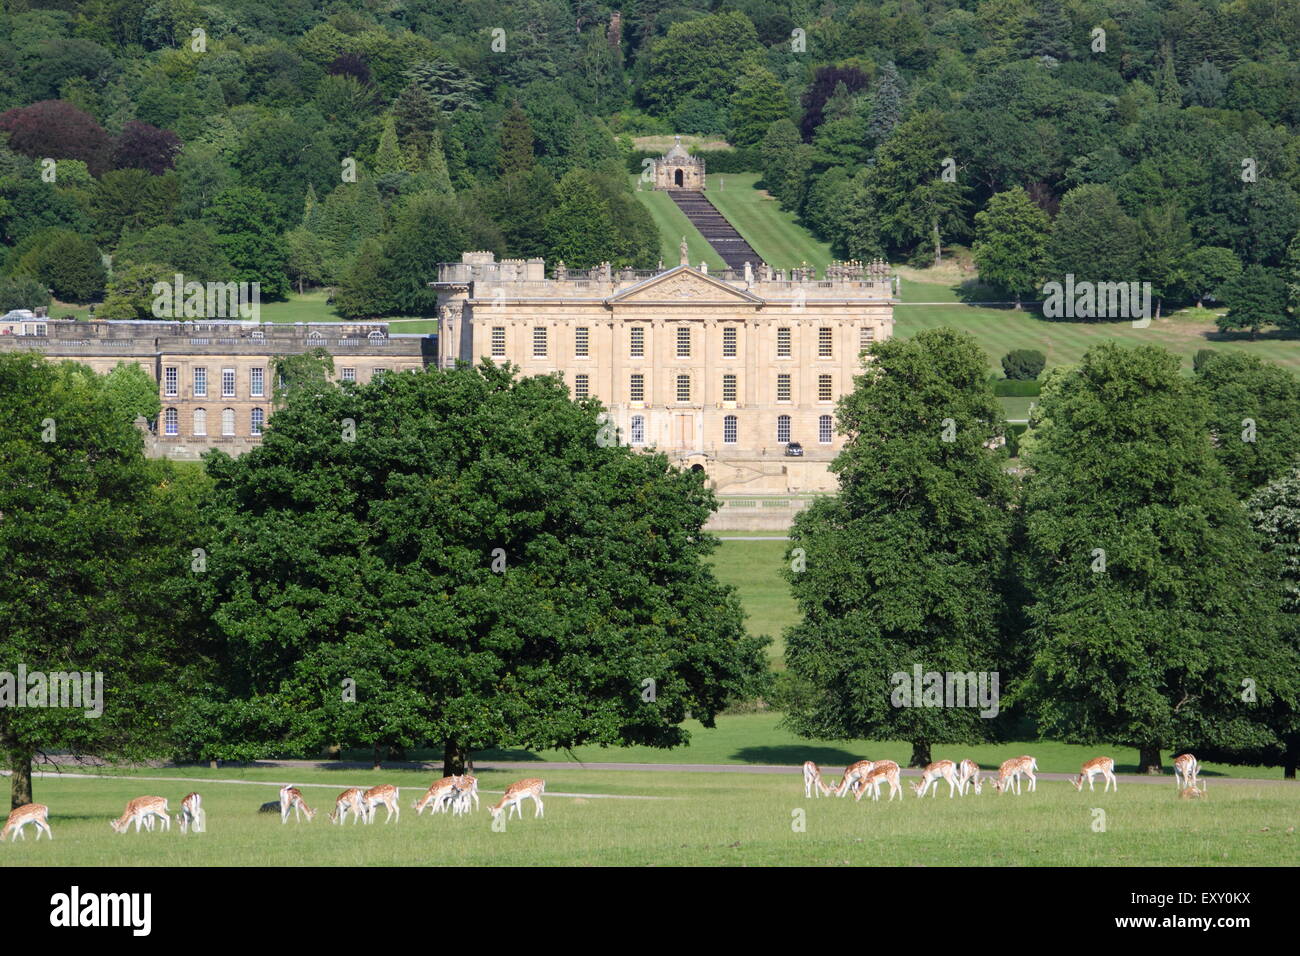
[[1002, 349, 1047, 380]]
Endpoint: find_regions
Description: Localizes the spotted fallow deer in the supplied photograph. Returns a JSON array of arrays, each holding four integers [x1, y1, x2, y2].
[[362, 784, 400, 824], [330, 787, 368, 824], [176, 792, 204, 833], [911, 760, 960, 798], [279, 785, 316, 824], [488, 779, 545, 821], [1071, 757, 1117, 793], [111, 796, 170, 833], [1, 803, 51, 841], [802, 761, 833, 798], [855, 760, 902, 802], [1173, 754, 1199, 791]]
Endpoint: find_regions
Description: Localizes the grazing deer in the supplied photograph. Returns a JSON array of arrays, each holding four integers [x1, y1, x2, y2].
[[176, 792, 204, 833], [362, 784, 400, 824], [833, 760, 875, 798], [488, 778, 545, 821], [1, 803, 52, 841], [451, 775, 479, 815], [1071, 757, 1117, 793], [911, 760, 960, 798], [802, 761, 833, 798], [992, 756, 1037, 795], [279, 786, 316, 824], [957, 759, 982, 796], [855, 760, 902, 802], [330, 787, 368, 824], [1173, 753, 1199, 791], [1178, 785, 1206, 800], [414, 777, 460, 815], [111, 796, 170, 833]]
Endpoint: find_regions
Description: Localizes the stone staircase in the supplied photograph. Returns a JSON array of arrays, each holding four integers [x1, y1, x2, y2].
[[667, 190, 764, 271]]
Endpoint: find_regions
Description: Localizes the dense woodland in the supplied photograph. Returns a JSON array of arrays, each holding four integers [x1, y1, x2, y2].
[[0, 0, 1298, 328]]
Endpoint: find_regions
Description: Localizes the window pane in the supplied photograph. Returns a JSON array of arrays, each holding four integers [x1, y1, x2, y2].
[[777, 415, 790, 443], [819, 415, 833, 443], [724, 415, 737, 444]]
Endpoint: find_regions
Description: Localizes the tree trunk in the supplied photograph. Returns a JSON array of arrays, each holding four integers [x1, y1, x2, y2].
[[909, 739, 931, 768], [372, 742, 382, 772], [1014, 292, 1022, 310], [1155, 298, 1163, 319], [1139, 743, 1163, 774], [1284, 734, 1298, 780], [443, 739, 468, 777], [932, 220, 942, 267], [11, 753, 32, 809], [0, 721, 33, 809], [209, 759, 219, 770]]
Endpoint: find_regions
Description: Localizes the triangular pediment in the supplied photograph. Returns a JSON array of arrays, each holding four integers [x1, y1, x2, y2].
[[606, 266, 763, 305]]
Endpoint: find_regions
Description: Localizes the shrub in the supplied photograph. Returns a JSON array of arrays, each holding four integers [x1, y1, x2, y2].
[[1002, 349, 1046, 380], [1193, 348, 1218, 372]]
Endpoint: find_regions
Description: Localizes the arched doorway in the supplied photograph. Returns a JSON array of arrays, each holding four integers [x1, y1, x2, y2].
[[674, 168, 684, 187]]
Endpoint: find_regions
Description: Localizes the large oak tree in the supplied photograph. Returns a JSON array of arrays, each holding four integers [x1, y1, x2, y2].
[[192, 362, 766, 774]]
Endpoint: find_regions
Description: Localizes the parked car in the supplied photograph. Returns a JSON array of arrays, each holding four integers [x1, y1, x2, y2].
[[784, 441, 804, 457]]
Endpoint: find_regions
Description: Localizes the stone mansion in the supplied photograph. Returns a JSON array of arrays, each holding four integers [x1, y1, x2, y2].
[[0, 318, 431, 458], [434, 251, 897, 494], [2, 252, 897, 493]]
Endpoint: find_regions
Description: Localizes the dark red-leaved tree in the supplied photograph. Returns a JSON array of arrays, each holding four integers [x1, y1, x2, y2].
[[799, 66, 870, 141], [111, 120, 182, 176], [327, 53, 372, 86], [0, 100, 111, 174]]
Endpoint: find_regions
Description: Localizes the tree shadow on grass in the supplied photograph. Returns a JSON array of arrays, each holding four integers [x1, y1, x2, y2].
[[731, 745, 865, 766]]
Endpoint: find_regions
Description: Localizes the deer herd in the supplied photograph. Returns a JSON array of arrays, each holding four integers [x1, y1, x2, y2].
[[802, 753, 1203, 801], [0, 755, 1209, 844]]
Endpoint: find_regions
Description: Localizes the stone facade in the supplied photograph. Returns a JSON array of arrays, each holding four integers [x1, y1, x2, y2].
[[651, 136, 706, 191], [433, 252, 897, 494], [0, 320, 434, 457]]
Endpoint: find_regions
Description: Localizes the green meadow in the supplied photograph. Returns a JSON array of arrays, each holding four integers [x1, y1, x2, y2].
[[3, 763, 1293, 866]]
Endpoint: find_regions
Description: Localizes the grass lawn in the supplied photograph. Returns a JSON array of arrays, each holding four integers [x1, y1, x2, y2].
[[5, 762, 1294, 865], [468, 711, 1291, 780], [702, 173, 833, 271], [896, 295, 1300, 373], [256, 291, 433, 328], [707, 539, 796, 664], [629, 175, 727, 270]]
